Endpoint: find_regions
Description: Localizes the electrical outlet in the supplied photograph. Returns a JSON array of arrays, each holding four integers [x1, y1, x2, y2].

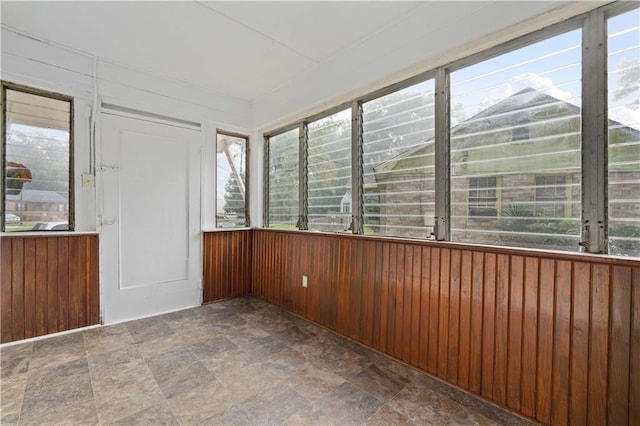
[[82, 174, 95, 188], [302, 275, 308, 288]]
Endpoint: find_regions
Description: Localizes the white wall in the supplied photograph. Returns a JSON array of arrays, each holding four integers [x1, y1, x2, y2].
[[2, 27, 253, 232]]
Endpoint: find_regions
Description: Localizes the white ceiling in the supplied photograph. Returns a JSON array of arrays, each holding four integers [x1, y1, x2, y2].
[[1, 1, 600, 127]]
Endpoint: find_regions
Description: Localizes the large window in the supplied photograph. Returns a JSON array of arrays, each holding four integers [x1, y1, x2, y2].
[[216, 132, 248, 228], [607, 8, 640, 257], [307, 109, 351, 232], [267, 128, 299, 229], [450, 29, 582, 251], [263, 3, 640, 258], [2, 83, 73, 232], [362, 80, 435, 238]]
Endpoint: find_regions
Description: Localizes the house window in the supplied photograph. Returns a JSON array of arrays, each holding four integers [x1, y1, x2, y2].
[[307, 109, 351, 232], [2, 82, 73, 232], [267, 128, 299, 229], [450, 28, 582, 251], [535, 175, 567, 217], [216, 131, 248, 228], [362, 79, 436, 238], [468, 177, 498, 217], [607, 8, 640, 257]]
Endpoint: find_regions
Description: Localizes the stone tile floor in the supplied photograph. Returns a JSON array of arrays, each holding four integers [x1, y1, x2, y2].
[[1, 296, 534, 425]]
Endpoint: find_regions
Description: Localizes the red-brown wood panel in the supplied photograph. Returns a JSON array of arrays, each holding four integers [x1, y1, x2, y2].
[[202, 230, 252, 303], [469, 251, 484, 394], [608, 266, 632, 426], [447, 249, 461, 384], [569, 262, 590, 425], [537, 258, 555, 424], [1, 237, 13, 342], [457, 250, 472, 389], [588, 263, 610, 426], [507, 255, 523, 412], [481, 252, 497, 399], [418, 246, 431, 371], [23, 238, 36, 339], [247, 229, 639, 426], [630, 267, 640, 426], [521, 256, 539, 418], [0, 234, 99, 344]]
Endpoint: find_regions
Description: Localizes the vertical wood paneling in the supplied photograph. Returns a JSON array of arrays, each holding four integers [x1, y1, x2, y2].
[[630, 267, 640, 426], [588, 263, 610, 426], [247, 230, 639, 426], [608, 266, 631, 426], [569, 262, 590, 425], [537, 258, 555, 424], [1, 238, 13, 342], [202, 230, 252, 303], [0, 234, 99, 344], [458, 250, 472, 389], [507, 255, 523, 412], [469, 251, 484, 394], [481, 252, 497, 399], [552, 260, 572, 426], [521, 256, 539, 418]]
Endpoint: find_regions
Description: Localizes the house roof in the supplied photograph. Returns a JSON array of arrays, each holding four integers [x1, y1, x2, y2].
[[374, 87, 639, 173], [6, 189, 68, 203]]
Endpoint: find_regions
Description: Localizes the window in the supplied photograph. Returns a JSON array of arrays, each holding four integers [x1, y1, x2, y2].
[[267, 128, 299, 229], [607, 9, 640, 257], [535, 175, 567, 217], [2, 83, 73, 232], [450, 29, 582, 251], [307, 109, 351, 232], [216, 132, 248, 228], [362, 80, 436, 238], [262, 3, 639, 258], [468, 176, 498, 217]]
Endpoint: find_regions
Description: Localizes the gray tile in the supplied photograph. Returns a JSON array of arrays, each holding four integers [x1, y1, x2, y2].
[[350, 364, 410, 402], [0, 343, 32, 378], [82, 323, 135, 356], [387, 379, 461, 425], [28, 332, 85, 371], [188, 335, 238, 359], [19, 398, 98, 426], [288, 365, 346, 403], [239, 334, 288, 363], [319, 381, 384, 425], [112, 401, 179, 426], [448, 405, 500, 426], [199, 404, 257, 426], [126, 317, 174, 343], [0, 373, 26, 424], [20, 358, 93, 423], [167, 378, 238, 424], [367, 404, 415, 426], [240, 383, 312, 425]]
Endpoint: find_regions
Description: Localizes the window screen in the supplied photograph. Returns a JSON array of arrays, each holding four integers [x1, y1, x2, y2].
[[450, 29, 582, 251], [307, 109, 351, 232], [362, 80, 436, 238], [267, 128, 299, 229], [607, 9, 640, 257], [3, 84, 73, 232], [216, 132, 248, 228]]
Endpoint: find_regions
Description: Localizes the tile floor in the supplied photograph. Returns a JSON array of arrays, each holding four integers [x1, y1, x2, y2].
[[1, 296, 534, 425]]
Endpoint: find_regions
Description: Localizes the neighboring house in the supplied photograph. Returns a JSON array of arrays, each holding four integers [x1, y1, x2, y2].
[[373, 87, 639, 249], [5, 189, 68, 222]]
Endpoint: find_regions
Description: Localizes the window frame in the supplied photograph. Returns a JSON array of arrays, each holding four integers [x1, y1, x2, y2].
[[1, 81, 74, 232], [215, 129, 250, 229], [262, 1, 640, 257]]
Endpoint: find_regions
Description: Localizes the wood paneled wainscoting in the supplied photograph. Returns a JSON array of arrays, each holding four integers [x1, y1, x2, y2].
[[0, 234, 100, 344], [202, 230, 252, 303], [249, 229, 639, 426]]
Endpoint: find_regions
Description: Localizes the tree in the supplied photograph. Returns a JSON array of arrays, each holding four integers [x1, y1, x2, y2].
[[223, 173, 245, 216]]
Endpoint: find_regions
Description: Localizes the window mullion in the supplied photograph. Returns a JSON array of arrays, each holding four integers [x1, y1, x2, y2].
[[581, 10, 608, 253], [434, 67, 450, 241], [263, 136, 270, 227], [351, 100, 364, 234], [299, 121, 308, 230]]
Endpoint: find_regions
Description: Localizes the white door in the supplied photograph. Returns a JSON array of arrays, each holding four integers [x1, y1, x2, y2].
[[99, 112, 201, 324]]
